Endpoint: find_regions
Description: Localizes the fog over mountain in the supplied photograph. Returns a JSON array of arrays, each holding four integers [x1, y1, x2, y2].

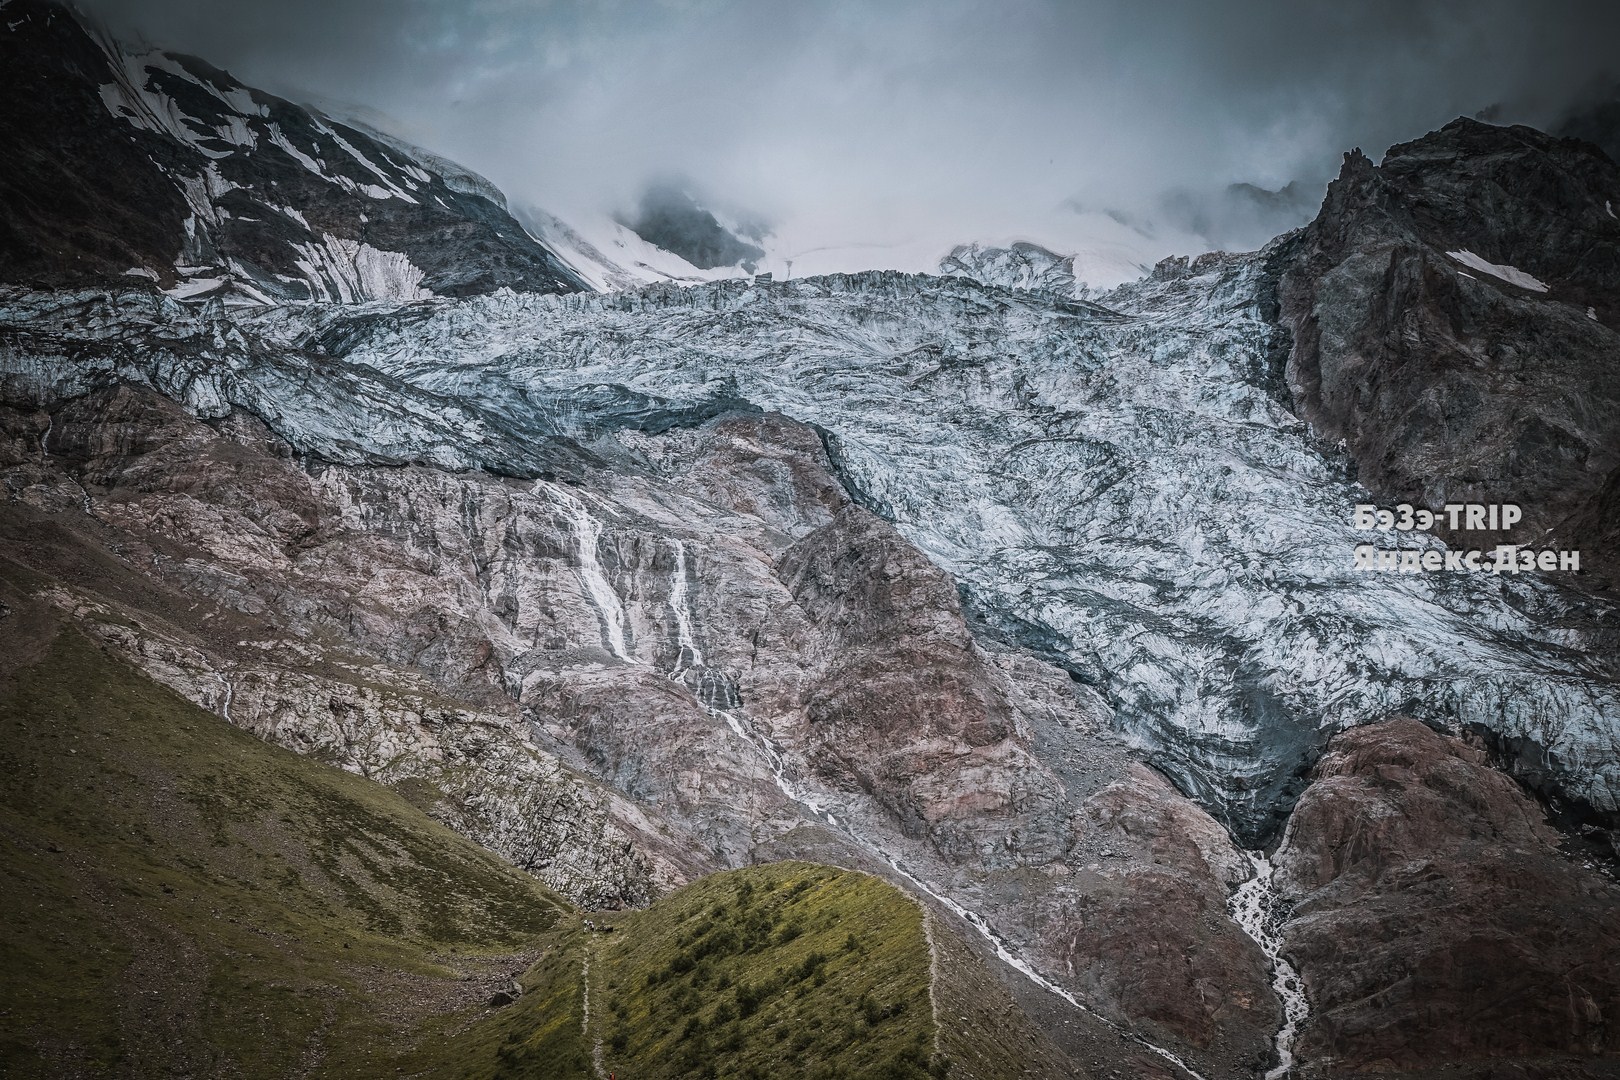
[[72, 0, 1620, 275]]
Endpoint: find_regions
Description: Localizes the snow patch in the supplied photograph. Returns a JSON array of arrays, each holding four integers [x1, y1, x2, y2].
[[311, 117, 418, 203], [164, 276, 226, 299], [267, 123, 323, 174], [1446, 249, 1549, 292], [290, 234, 431, 303]]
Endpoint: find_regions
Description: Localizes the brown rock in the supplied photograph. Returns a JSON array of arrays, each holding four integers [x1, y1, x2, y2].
[[1275, 717, 1620, 1076]]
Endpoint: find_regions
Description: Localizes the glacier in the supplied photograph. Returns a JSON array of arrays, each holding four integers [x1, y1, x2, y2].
[[6, 247, 1615, 845]]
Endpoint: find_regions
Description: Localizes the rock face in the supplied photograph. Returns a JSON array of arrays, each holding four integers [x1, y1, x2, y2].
[[1274, 718, 1620, 1077], [0, 0, 585, 300], [1279, 117, 1620, 594]]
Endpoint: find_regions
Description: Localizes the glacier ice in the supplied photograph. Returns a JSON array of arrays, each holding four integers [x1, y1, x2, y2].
[[5, 254, 1618, 843]]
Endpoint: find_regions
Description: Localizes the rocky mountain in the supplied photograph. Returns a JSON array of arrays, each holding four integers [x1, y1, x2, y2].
[[4, 3, 1620, 1078], [1279, 117, 1620, 594], [616, 180, 768, 272], [0, 0, 586, 302]]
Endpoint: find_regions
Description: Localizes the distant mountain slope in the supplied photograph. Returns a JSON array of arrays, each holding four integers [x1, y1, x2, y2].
[[0, 0, 586, 302], [520, 205, 744, 292]]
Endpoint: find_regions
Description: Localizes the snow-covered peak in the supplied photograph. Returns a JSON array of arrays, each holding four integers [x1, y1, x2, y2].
[[0, 0, 584, 302]]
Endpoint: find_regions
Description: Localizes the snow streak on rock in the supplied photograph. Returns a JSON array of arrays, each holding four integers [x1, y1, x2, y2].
[[1445, 249, 1551, 292], [291, 234, 431, 303]]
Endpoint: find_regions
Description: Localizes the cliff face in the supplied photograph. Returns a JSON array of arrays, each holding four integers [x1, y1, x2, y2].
[[1279, 117, 1620, 593], [1274, 718, 1620, 1077]]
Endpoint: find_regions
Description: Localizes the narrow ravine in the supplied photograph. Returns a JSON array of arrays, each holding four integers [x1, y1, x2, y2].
[[1228, 850, 1309, 1079]]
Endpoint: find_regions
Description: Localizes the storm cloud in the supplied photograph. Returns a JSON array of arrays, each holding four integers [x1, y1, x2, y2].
[[74, 0, 1620, 269]]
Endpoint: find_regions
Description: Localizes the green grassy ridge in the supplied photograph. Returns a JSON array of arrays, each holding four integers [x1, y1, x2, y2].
[[401, 862, 948, 1080], [0, 624, 569, 1078], [0, 608, 1048, 1080]]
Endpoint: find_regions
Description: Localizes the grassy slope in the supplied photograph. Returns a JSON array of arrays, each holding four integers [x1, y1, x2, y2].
[[402, 862, 946, 1080], [0, 624, 570, 1079]]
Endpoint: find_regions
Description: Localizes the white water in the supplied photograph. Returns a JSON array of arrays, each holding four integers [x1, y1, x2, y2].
[[218, 675, 235, 722], [711, 702, 1207, 1080], [667, 539, 703, 676], [1228, 851, 1308, 1079], [541, 483, 633, 662], [68, 474, 94, 516]]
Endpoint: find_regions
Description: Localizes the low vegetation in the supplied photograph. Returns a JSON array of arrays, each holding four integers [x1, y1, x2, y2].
[[0, 627, 567, 1078], [0, 623, 953, 1079]]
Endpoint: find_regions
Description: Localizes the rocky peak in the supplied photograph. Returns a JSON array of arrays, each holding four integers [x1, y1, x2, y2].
[[0, 0, 586, 301], [1280, 114, 1620, 593]]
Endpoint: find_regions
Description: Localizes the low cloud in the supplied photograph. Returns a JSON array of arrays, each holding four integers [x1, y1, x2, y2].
[[79, 0, 1620, 267]]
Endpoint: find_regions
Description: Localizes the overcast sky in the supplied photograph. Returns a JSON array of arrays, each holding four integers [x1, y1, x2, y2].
[[77, 0, 1620, 271]]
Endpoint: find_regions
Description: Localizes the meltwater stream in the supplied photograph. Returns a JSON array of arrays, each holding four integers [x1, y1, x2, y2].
[[713, 701, 1211, 1080], [667, 539, 704, 676], [1228, 851, 1309, 1079]]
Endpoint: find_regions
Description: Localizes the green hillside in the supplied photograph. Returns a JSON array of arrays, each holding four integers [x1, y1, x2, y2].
[[0, 624, 569, 1078], [0, 599, 1071, 1080], [402, 862, 944, 1080]]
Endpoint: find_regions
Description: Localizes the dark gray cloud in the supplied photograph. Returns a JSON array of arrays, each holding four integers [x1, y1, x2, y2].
[[75, 0, 1620, 263]]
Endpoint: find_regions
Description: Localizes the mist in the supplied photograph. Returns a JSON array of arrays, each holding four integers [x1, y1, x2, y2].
[[74, 0, 1620, 274]]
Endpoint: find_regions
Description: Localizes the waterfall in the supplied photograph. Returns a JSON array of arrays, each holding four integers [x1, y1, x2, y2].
[[667, 539, 704, 676], [541, 483, 633, 662]]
